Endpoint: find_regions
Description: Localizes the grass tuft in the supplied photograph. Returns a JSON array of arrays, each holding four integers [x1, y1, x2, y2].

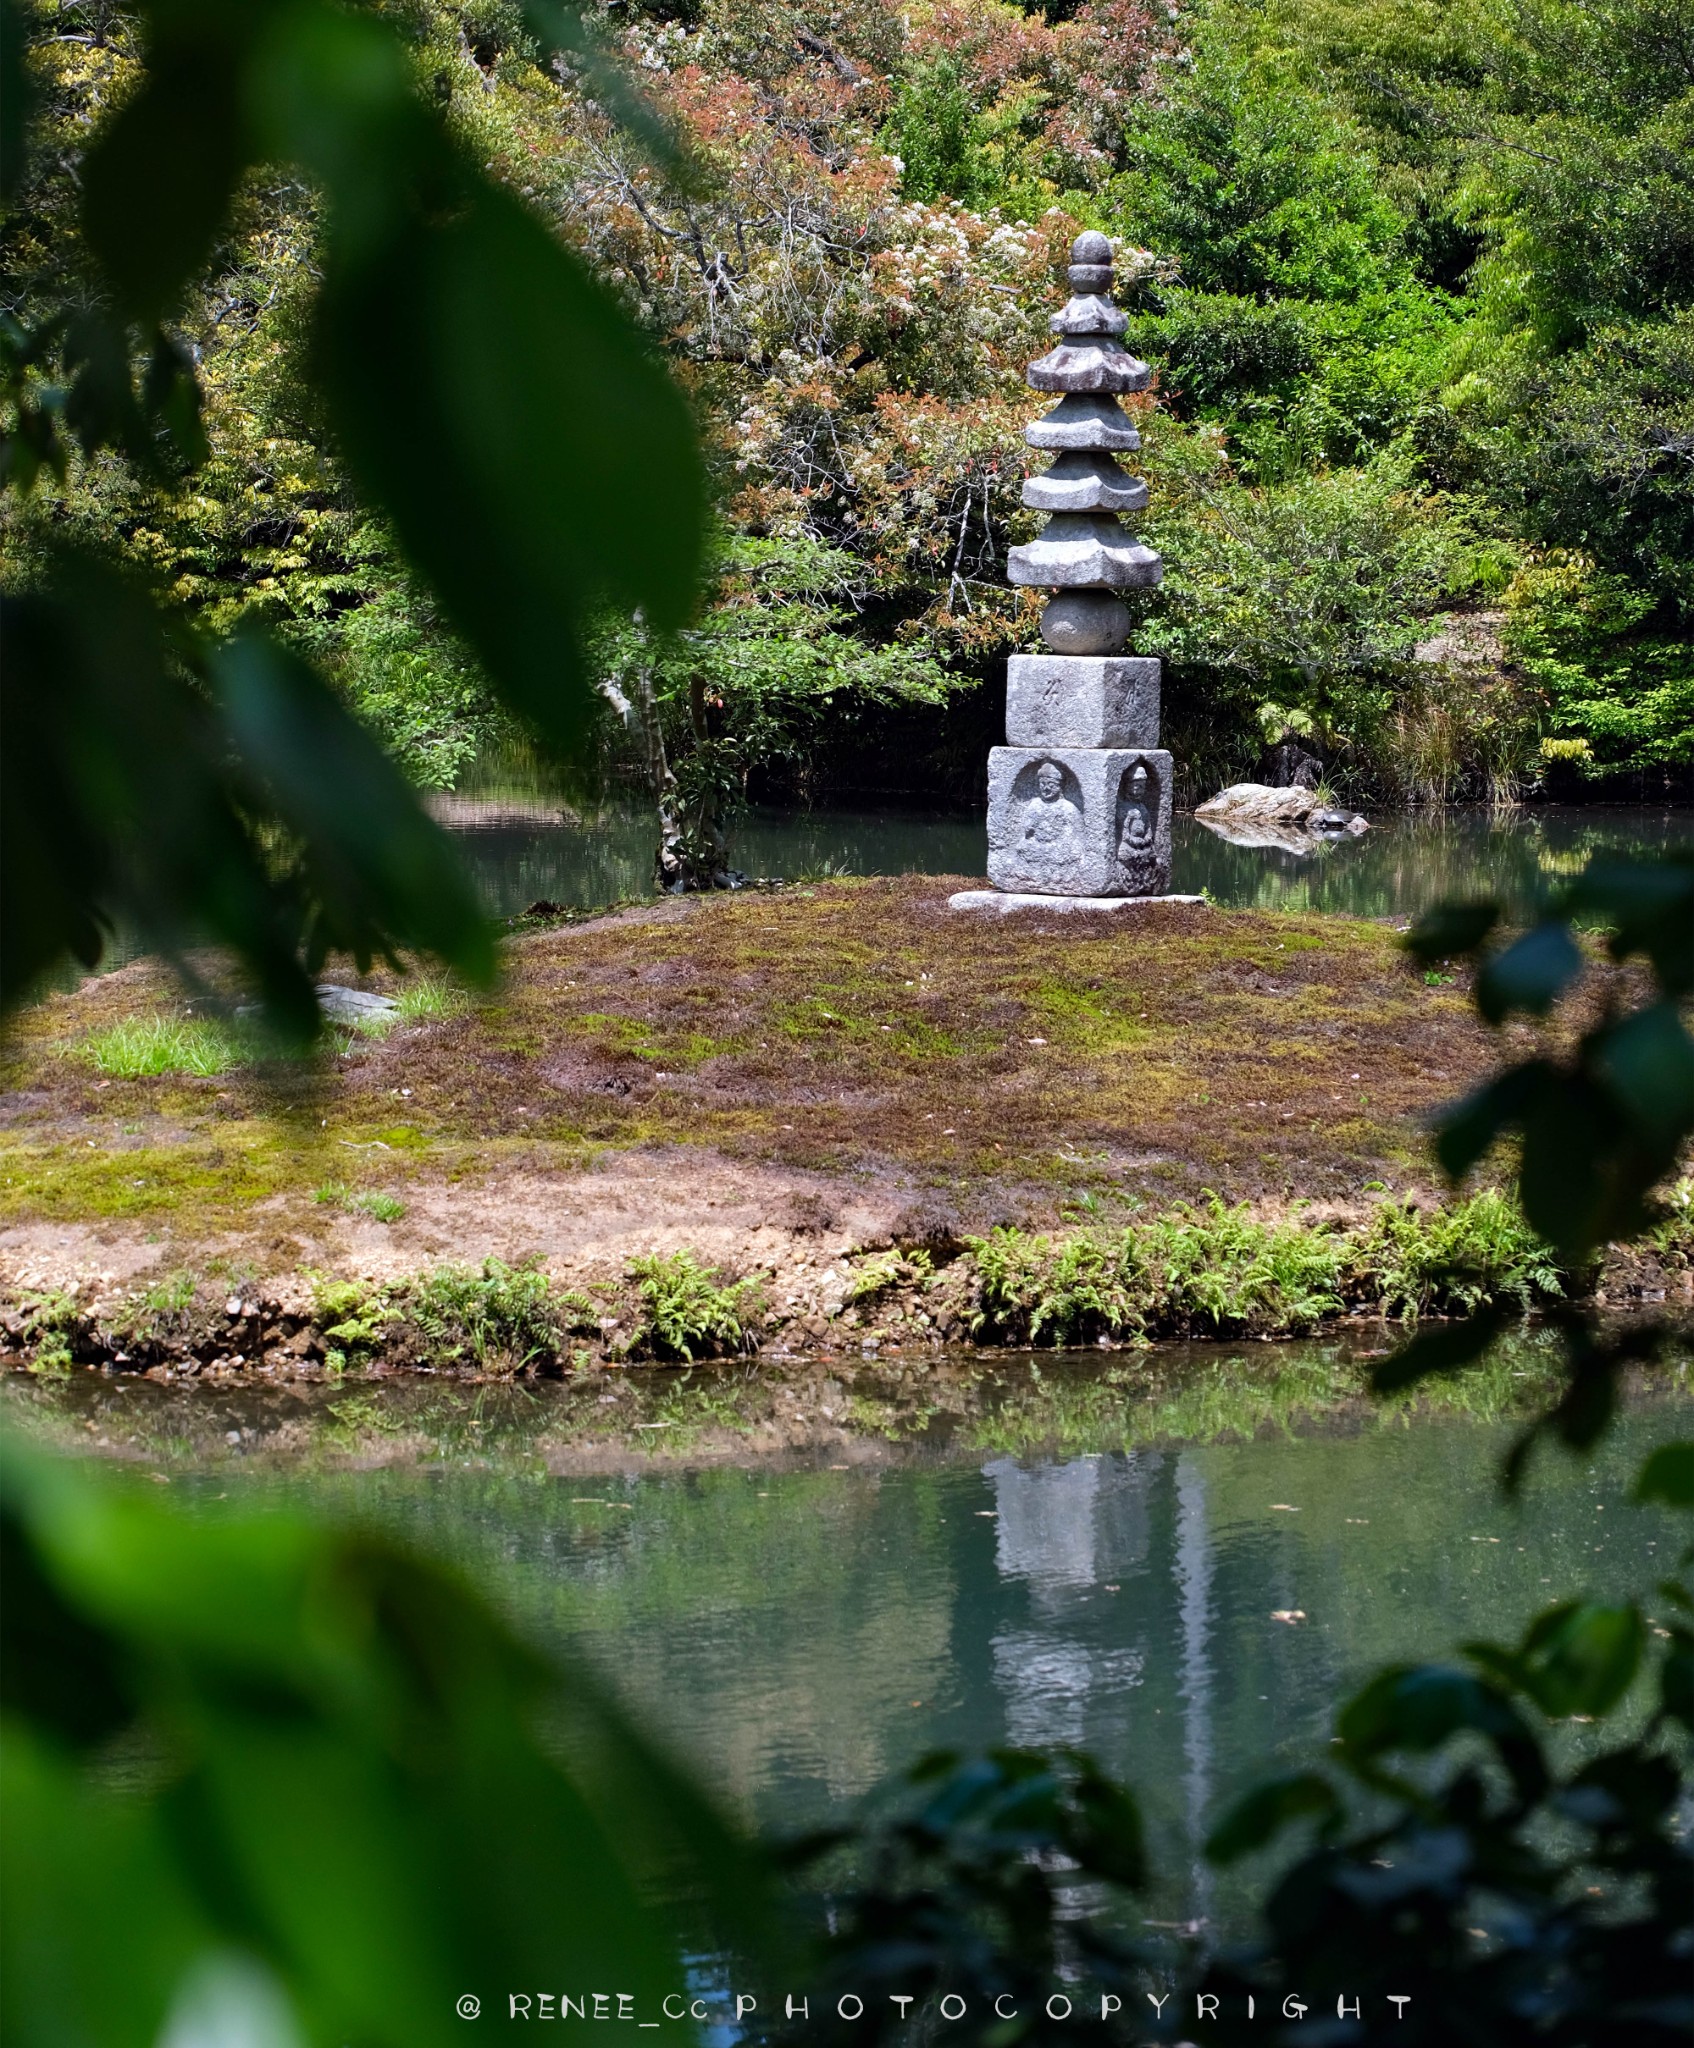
[[79, 1015, 245, 1078], [391, 975, 471, 1025], [313, 1181, 407, 1223]]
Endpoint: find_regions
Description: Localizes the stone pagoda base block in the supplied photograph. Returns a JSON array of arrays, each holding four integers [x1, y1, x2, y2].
[[986, 745, 1173, 897], [949, 890, 1204, 915], [1005, 653, 1160, 748]]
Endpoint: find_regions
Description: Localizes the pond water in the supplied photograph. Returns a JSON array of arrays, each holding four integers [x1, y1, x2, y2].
[[437, 757, 1693, 924], [14, 1338, 1689, 1937]]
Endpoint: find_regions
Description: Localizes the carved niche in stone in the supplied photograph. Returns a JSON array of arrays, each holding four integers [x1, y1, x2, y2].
[[1113, 756, 1170, 895], [1012, 758, 1087, 890]]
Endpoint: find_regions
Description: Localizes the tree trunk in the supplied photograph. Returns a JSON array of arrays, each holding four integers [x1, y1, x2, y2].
[[627, 658, 689, 891]]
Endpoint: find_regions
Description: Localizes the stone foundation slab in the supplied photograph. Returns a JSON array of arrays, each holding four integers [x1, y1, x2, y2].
[[948, 890, 1204, 914]]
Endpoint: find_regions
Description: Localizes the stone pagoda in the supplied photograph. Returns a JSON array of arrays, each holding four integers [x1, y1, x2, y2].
[[961, 230, 1178, 907]]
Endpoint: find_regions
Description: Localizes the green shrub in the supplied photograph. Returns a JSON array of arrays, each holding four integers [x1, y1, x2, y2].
[[78, 1016, 244, 1078], [970, 1227, 1142, 1346], [308, 1276, 394, 1369], [845, 1247, 933, 1306], [1138, 1198, 1347, 1334], [406, 1258, 589, 1371], [16, 1289, 82, 1375], [1358, 1190, 1565, 1318], [971, 1200, 1346, 1345], [968, 1193, 1566, 1346], [627, 1250, 760, 1361]]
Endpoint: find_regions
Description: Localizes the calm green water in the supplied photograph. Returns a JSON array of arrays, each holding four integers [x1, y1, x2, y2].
[[14, 1345, 1688, 1933], [49, 783, 1690, 988], [438, 759, 1693, 922]]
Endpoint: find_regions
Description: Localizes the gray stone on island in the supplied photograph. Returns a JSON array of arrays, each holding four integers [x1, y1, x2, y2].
[[1006, 654, 1160, 749], [1027, 339, 1152, 394], [986, 748, 1173, 898], [1039, 589, 1131, 654]]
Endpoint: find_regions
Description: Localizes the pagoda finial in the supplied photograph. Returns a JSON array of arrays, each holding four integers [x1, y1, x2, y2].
[[1008, 233, 1162, 657]]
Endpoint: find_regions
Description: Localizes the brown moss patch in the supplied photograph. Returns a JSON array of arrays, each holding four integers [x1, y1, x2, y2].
[[2, 878, 1532, 1245]]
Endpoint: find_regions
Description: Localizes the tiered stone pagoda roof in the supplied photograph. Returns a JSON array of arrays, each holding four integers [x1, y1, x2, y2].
[[1007, 232, 1162, 595]]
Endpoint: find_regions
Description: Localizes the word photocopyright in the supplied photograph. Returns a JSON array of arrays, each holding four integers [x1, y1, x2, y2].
[[482, 1991, 1414, 2025]]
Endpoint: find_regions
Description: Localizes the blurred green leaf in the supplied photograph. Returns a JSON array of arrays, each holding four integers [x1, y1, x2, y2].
[[0, 1497, 137, 1752], [1474, 921, 1585, 1024], [1508, 1602, 1645, 1719], [1635, 1443, 1694, 1508], [2, 1728, 211, 2048], [1568, 854, 1694, 997], [1205, 1771, 1340, 1864], [313, 178, 703, 749], [81, 36, 249, 321], [0, 551, 317, 1030], [1433, 1061, 1552, 1181], [522, 0, 683, 173], [1, 1439, 769, 2048], [1337, 1665, 1545, 1801], [1403, 898, 1500, 964], [0, 0, 31, 201], [1519, 1072, 1633, 1257], [1371, 1302, 1508, 1394], [7, 0, 707, 1010], [1662, 1630, 1694, 1731], [1063, 1761, 1147, 1890], [1595, 1002, 1694, 1145], [215, 632, 495, 991]]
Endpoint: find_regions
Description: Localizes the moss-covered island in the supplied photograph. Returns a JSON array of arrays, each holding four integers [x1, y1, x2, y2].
[[3, 879, 1688, 1379]]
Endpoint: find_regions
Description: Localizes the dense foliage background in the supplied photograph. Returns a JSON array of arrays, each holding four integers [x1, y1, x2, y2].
[[4, 0, 1690, 823]]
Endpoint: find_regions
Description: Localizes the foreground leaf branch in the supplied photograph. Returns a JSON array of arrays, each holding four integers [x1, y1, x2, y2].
[[0, 0, 704, 1026], [1390, 851, 1694, 1475]]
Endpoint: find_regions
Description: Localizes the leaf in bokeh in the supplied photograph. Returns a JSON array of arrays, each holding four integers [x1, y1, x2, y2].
[[215, 633, 494, 989], [1432, 1061, 1551, 1181], [2, 1441, 770, 2048], [1371, 1302, 1508, 1394], [1205, 1771, 1340, 1864], [312, 178, 704, 748], [0, 552, 314, 1028], [0, 0, 32, 201], [1568, 853, 1694, 996], [1511, 1603, 1644, 1719], [81, 35, 249, 321], [1066, 1761, 1148, 1889], [1518, 1071, 1627, 1257], [1474, 921, 1584, 1025], [1403, 898, 1500, 965], [1595, 1002, 1694, 1147], [1337, 1665, 1545, 1802], [1634, 1442, 1694, 1508]]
